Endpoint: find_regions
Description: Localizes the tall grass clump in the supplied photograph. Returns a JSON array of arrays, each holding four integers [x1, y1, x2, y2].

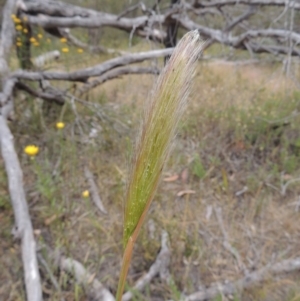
[[116, 30, 203, 300]]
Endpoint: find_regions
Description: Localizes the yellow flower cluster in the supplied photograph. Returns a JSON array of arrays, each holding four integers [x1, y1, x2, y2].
[[62, 47, 69, 53], [60, 38, 67, 43], [24, 145, 39, 157], [11, 14, 23, 31]]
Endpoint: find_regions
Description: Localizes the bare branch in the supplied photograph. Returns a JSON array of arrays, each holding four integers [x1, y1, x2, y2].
[[48, 248, 115, 301], [191, 0, 300, 10], [184, 257, 300, 301], [16, 81, 65, 105], [0, 116, 42, 301], [0, 0, 17, 76], [223, 5, 258, 33], [58, 28, 116, 55], [12, 48, 173, 82], [18, 0, 300, 58], [79, 66, 160, 95], [177, 16, 300, 55]]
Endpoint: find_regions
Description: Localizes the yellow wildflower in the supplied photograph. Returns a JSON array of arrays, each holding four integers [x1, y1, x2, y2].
[[23, 28, 28, 34], [56, 122, 65, 129], [15, 25, 22, 31], [37, 33, 43, 39], [77, 48, 84, 53], [33, 42, 40, 47], [60, 37, 67, 43], [14, 18, 22, 24], [82, 190, 90, 198], [30, 37, 36, 43], [16, 41, 22, 47], [61, 47, 69, 53], [24, 145, 39, 157]]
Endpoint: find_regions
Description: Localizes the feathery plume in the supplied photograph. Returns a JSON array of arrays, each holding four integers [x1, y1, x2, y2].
[[116, 30, 203, 301]]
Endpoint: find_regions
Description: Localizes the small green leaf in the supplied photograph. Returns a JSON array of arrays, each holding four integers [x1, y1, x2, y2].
[[193, 154, 206, 179]]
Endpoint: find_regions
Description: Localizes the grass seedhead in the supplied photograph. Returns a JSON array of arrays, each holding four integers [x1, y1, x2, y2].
[[116, 30, 203, 300]]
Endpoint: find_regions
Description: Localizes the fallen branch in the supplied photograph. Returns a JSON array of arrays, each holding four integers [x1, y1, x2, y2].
[[84, 166, 107, 215], [184, 257, 300, 301], [49, 250, 115, 301]]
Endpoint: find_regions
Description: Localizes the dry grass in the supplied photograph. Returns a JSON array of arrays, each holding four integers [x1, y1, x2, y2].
[[1, 44, 300, 301]]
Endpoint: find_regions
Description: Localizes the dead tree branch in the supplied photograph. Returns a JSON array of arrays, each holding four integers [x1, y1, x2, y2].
[[0, 1, 43, 300], [0, 115, 43, 301], [191, 0, 300, 10], [17, 0, 300, 58], [16, 81, 65, 104], [79, 66, 160, 95], [12, 48, 172, 82]]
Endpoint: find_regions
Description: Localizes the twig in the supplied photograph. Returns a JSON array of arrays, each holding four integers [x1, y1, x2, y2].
[[59, 28, 122, 55], [78, 66, 160, 95], [47, 247, 115, 301], [287, 195, 300, 212], [16, 81, 65, 105], [117, 2, 148, 20], [37, 253, 65, 301], [122, 231, 171, 301], [69, 96, 85, 136], [184, 257, 300, 301], [214, 206, 244, 270], [84, 166, 107, 215], [0, 116, 43, 301], [280, 172, 300, 196]]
